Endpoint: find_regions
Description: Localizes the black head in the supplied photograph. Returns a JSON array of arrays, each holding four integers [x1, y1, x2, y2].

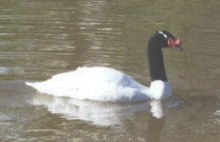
[[157, 30, 183, 50]]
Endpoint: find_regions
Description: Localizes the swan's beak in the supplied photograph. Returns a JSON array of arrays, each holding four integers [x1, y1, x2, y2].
[[168, 39, 183, 51], [175, 46, 183, 51]]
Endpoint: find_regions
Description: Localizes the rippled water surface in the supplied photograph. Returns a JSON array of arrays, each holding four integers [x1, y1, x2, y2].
[[0, 0, 220, 141]]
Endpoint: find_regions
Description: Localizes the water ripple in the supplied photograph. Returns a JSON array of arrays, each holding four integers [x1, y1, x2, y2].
[[214, 110, 220, 125]]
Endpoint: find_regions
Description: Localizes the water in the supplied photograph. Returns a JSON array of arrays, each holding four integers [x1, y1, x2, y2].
[[0, 0, 220, 141]]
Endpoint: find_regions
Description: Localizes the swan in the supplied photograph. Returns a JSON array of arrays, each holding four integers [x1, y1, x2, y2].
[[26, 30, 183, 102]]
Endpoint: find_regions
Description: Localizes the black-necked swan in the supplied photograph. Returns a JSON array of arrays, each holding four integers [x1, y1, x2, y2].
[[26, 30, 183, 102]]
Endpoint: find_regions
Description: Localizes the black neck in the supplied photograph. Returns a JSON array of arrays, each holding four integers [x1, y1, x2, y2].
[[147, 34, 167, 81]]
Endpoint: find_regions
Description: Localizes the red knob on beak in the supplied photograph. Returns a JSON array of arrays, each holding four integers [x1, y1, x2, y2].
[[168, 38, 183, 50], [175, 39, 181, 46], [168, 39, 181, 47]]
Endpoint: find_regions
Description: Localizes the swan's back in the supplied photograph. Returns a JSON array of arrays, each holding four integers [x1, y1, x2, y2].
[[26, 67, 150, 102]]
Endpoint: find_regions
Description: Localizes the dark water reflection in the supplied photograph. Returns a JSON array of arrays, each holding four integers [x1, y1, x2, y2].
[[0, 0, 220, 141]]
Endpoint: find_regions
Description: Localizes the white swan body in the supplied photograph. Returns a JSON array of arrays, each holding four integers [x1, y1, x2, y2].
[[26, 66, 171, 102]]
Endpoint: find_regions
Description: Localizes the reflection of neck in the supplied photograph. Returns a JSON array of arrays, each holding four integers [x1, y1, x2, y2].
[[146, 101, 167, 142], [150, 101, 166, 118], [147, 114, 165, 142], [147, 34, 167, 81]]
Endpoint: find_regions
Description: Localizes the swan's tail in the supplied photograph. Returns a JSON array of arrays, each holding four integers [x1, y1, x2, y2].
[[25, 81, 40, 90]]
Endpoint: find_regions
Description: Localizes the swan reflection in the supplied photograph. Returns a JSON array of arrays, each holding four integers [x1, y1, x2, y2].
[[33, 94, 179, 126], [33, 94, 149, 126]]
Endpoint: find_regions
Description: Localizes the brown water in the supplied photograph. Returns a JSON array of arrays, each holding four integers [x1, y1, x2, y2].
[[0, 0, 220, 141]]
